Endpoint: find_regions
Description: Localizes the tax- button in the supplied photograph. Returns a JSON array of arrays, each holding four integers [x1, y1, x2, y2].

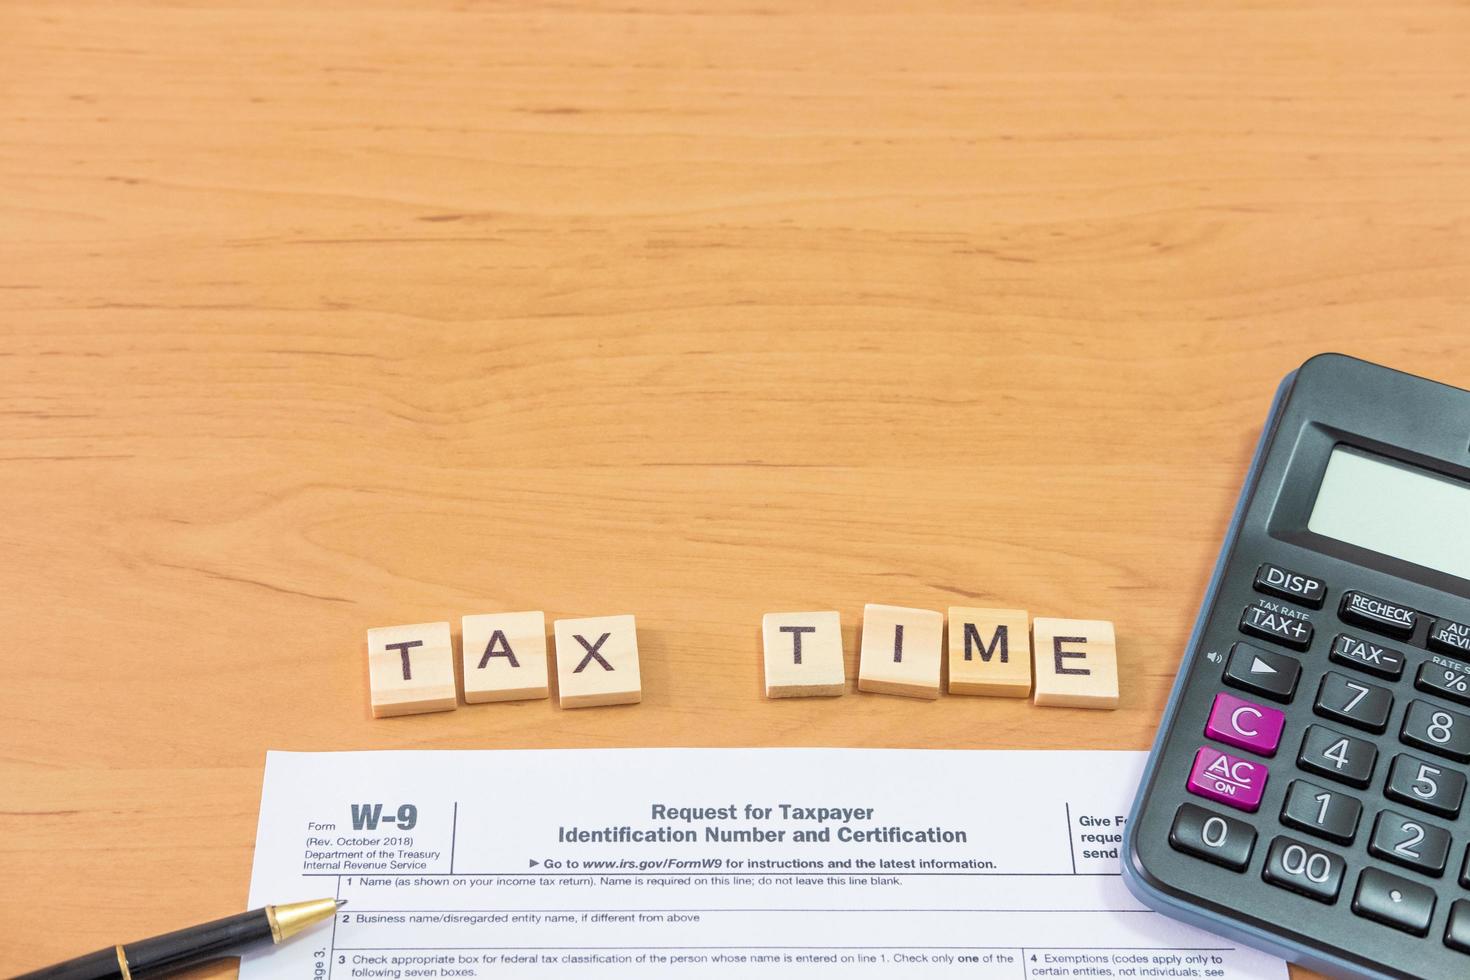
[[1186, 745, 1268, 812], [1329, 633, 1405, 681], [1339, 591, 1417, 639], [1223, 642, 1301, 703], [1240, 602, 1313, 650], [1205, 691, 1285, 755], [1254, 563, 1326, 609]]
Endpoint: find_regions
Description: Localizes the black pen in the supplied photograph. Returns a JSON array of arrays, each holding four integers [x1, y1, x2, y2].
[[16, 898, 344, 979]]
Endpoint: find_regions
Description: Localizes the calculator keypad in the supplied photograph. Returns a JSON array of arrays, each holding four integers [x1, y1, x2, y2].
[[1368, 810, 1451, 876], [1254, 563, 1326, 608], [1222, 642, 1301, 702], [1415, 655, 1470, 708], [1262, 835, 1346, 903], [1298, 725, 1377, 788], [1313, 671, 1393, 733], [1168, 803, 1256, 870], [1339, 591, 1418, 639], [1427, 618, 1470, 659], [1186, 746, 1268, 811], [1353, 868, 1436, 936], [1279, 779, 1361, 844], [1328, 633, 1406, 680], [1204, 691, 1284, 755], [1164, 558, 1470, 964], [1447, 901, 1470, 954], [1240, 602, 1314, 650], [1400, 700, 1470, 762], [1383, 754, 1465, 818]]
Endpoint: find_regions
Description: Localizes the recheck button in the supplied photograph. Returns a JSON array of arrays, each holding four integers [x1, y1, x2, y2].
[[1339, 591, 1417, 639]]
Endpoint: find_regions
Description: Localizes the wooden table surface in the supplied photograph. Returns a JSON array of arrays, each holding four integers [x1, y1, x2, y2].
[[4, 2, 1469, 976]]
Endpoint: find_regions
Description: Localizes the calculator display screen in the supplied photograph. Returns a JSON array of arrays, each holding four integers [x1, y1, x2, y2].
[[1307, 446, 1470, 579]]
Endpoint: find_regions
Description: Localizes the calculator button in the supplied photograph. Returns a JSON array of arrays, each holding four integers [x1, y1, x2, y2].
[[1262, 835, 1345, 903], [1168, 803, 1256, 871], [1463, 845, 1470, 888], [1279, 779, 1361, 844], [1368, 809, 1451, 876], [1351, 867, 1435, 936], [1415, 655, 1470, 708], [1428, 618, 1470, 660], [1329, 633, 1406, 681], [1297, 725, 1377, 788], [1339, 591, 1417, 639], [1186, 746, 1268, 812], [1223, 642, 1301, 703], [1313, 671, 1393, 733], [1253, 563, 1326, 609], [1204, 691, 1285, 755], [1384, 753, 1466, 818], [1448, 900, 1470, 955], [1400, 700, 1470, 762], [1240, 602, 1314, 651]]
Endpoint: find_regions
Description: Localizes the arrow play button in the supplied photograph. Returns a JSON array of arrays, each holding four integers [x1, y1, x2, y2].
[[529, 859, 540, 869], [1224, 642, 1300, 703]]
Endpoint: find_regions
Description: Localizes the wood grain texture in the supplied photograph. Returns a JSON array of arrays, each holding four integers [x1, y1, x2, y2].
[[3, 2, 1468, 976]]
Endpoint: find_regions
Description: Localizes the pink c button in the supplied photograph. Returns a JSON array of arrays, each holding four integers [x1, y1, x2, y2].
[[1204, 691, 1284, 756]]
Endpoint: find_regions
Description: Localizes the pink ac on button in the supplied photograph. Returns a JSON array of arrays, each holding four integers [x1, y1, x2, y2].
[[1204, 691, 1285, 756], [1187, 746, 1269, 812]]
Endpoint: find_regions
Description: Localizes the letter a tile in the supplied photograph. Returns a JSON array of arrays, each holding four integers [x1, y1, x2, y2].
[[1032, 617, 1119, 709], [366, 621, 457, 718], [762, 611, 846, 698], [857, 604, 943, 699], [553, 615, 642, 708], [947, 607, 1031, 697], [462, 611, 549, 703]]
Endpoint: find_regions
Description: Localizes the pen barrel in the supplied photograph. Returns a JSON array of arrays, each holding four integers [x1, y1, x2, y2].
[[13, 947, 127, 980], [123, 908, 275, 976]]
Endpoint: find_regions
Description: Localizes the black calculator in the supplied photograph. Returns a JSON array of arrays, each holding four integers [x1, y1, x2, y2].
[[1123, 354, 1470, 979]]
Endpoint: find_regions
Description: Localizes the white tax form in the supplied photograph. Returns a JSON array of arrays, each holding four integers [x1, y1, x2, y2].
[[242, 749, 1286, 979]]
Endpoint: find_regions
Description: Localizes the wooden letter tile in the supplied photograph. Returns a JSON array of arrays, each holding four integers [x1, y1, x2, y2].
[[462, 611, 549, 703], [762, 611, 846, 698], [1032, 617, 1119, 709], [947, 607, 1031, 697], [857, 604, 943, 699], [366, 621, 457, 718], [553, 614, 642, 708]]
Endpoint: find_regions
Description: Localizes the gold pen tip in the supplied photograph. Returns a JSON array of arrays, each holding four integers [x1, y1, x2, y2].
[[336, 899, 348, 908], [267, 898, 342, 943]]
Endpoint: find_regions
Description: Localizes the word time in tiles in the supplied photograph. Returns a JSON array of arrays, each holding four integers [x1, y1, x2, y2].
[[762, 606, 1119, 709]]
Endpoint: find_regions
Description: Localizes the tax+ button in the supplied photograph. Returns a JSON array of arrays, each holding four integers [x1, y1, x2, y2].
[[1240, 602, 1313, 651], [1205, 691, 1285, 755]]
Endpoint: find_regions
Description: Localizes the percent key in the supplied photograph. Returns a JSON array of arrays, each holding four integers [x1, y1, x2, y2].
[[1416, 655, 1470, 707]]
